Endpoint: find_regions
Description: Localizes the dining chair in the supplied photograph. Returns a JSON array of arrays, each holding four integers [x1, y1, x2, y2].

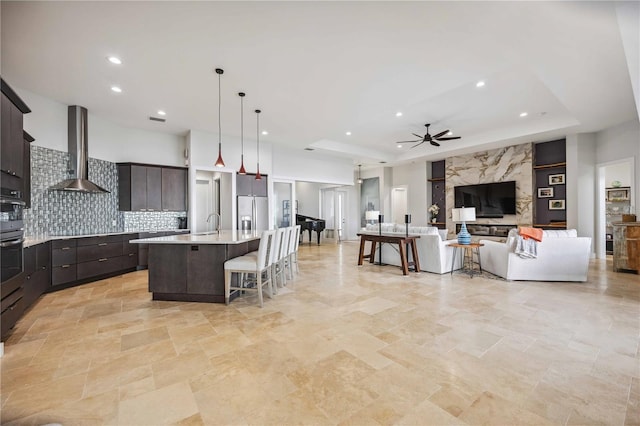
[[224, 230, 275, 307]]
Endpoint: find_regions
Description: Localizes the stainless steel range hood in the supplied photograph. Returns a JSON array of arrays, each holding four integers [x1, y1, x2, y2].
[[49, 106, 109, 193]]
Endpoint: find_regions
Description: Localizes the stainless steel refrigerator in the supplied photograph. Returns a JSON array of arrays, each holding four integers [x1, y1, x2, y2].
[[237, 196, 269, 231]]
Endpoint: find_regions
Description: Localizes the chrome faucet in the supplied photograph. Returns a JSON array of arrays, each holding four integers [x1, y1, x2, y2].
[[206, 213, 221, 234]]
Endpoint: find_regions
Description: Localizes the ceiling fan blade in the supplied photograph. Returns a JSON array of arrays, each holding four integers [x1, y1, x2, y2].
[[430, 140, 440, 147], [435, 136, 461, 141], [409, 141, 426, 149], [412, 133, 424, 139], [396, 139, 421, 143], [432, 130, 449, 139]]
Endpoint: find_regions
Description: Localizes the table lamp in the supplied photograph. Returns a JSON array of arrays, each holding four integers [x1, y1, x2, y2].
[[365, 210, 379, 225], [452, 207, 476, 244]]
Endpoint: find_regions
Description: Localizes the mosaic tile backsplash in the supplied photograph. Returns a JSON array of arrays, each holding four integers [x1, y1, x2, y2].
[[25, 146, 186, 237]]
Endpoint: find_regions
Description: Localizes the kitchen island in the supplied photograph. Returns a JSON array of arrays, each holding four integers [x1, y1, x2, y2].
[[130, 230, 262, 303]]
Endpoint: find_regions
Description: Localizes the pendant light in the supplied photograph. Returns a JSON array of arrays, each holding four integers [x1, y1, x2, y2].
[[238, 92, 246, 175], [214, 68, 225, 167], [357, 164, 363, 184], [255, 109, 262, 180]]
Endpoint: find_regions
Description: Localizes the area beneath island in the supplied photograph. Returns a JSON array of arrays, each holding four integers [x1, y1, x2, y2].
[[130, 230, 262, 303]]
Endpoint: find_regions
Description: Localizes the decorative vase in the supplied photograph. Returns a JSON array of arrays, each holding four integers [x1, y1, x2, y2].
[[457, 221, 471, 244], [431, 218, 437, 223]]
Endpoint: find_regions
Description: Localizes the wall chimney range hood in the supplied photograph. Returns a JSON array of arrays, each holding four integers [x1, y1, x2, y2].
[[49, 106, 109, 193]]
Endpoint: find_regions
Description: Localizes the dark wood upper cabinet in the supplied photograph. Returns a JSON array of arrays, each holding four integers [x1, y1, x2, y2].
[[23, 131, 34, 209], [118, 163, 187, 212], [146, 166, 162, 211], [161, 167, 187, 211], [130, 165, 147, 211], [1, 79, 31, 201], [236, 173, 267, 197]]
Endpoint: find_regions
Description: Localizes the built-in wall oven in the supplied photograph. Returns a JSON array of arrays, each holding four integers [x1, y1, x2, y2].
[[1, 194, 25, 284]]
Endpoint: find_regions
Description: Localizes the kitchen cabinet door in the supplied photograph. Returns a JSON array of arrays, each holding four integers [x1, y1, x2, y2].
[[161, 168, 187, 211], [23, 132, 34, 208], [253, 175, 268, 197], [186, 245, 226, 294], [0, 94, 23, 179], [130, 165, 148, 211], [146, 166, 162, 211], [236, 173, 268, 196]]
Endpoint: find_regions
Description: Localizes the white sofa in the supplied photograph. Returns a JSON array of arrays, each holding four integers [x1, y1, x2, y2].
[[362, 224, 462, 274], [479, 229, 592, 282]]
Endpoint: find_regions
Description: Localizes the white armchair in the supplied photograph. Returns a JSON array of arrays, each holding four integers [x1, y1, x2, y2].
[[479, 229, 592, 282]]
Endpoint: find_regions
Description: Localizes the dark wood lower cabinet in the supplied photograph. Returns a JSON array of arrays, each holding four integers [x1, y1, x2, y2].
[[148, 241, 254, 303]]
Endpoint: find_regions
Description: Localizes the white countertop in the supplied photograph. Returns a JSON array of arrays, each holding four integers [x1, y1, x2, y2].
[[23, 229, 190, 248], [130, 230, 263, 245]]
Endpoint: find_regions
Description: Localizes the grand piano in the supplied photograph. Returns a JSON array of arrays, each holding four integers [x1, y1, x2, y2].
[[296, 214, 326, 245]]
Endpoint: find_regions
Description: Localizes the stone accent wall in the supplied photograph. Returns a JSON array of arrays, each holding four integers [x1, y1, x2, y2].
[[445, 143, 533, 238]]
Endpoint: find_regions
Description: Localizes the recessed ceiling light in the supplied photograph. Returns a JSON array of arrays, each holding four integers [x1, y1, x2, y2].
[[157, 110, 166, 116], [520, 112, 528, 117], [397, 144, 403, 148], [111, 86, 122, 93], [261, 130, 268, 135], [346, 131, 352, 136], [396, 112, 403, 117], [447, 131, 453, 136], [476, 81, 485, 88], [107, 56, 122, 65]]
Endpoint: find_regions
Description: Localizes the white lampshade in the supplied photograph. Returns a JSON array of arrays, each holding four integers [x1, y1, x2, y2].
[[365, 210, 380, 221], [452, 207, 476, 222]]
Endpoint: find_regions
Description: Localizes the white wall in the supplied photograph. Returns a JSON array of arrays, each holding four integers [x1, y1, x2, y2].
[[604, 162, 632, 187], [566, 133, 596, 250], [272, 145, 354, 185], [391, 162, 428, 226], [19, 88, 185, 166], [295, 181, 323, 217], [595, 119, 640, 209]]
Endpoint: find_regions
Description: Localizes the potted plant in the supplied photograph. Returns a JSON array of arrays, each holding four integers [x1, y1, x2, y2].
[[428, 203, 440, 223]]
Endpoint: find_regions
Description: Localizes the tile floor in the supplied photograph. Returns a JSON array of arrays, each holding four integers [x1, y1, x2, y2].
[[1, 241, 639, 425]]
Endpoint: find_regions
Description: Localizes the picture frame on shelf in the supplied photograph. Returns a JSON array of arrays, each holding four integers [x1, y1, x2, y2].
[[606, 188, 630, 201], [537, 187, 554, 198], [549, 173, 565, 185], [549, 199, 565, 210]]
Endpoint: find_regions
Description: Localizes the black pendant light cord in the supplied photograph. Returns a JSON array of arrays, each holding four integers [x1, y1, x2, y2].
[[218, 72, 221, 147]]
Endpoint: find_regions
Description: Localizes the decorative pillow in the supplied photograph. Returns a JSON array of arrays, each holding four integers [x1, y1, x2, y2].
[[543, 229, 577, 238]]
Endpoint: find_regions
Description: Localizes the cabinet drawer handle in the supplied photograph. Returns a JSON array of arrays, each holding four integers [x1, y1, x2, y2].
[[98, 243, 108, 246], [61, 247, 71, 251], [98, 258, 108, 262], [148, 209, 155, 211], [41, 266, 47, 270], [61, 264, 71, 268], [129, 253, 135, 257], [26, 275, 31, 280]]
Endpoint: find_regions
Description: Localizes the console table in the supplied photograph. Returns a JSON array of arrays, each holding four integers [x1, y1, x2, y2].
[[357, 233, 420, 275]]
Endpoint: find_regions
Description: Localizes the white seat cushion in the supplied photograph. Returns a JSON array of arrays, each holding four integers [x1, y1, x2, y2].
[[225, 255, 258, 270], [544, 229, 578, 238]]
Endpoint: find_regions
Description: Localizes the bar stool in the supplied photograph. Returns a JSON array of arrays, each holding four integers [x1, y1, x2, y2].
[[224, 230, 275, 307]]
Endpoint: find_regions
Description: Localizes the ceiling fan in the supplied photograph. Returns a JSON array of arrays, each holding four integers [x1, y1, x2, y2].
[[396, 123, 461, 148]]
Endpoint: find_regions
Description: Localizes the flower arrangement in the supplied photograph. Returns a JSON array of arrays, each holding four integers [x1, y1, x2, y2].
[[428, 203, 440, 221]]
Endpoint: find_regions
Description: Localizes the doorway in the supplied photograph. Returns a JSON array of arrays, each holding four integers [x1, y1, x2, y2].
[[391, 186, 408, 224], [273, 181, 294, 228], [194, 170, 223, 233], [596, 157, 635, 259]]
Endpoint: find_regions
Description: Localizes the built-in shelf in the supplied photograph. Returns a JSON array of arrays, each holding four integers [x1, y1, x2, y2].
[[534, 223, 567, 228], [533, 162, 566, 170], [427, 177, 445, 182]]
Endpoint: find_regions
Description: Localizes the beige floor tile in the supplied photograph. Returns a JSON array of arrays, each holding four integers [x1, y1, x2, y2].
[[459, 391, 555, 425], [0, 243, 637, 425], [118, 381, 199, 425]]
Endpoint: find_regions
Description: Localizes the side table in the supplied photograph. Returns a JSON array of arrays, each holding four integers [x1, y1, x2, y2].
[[448, 242, 484, 278]]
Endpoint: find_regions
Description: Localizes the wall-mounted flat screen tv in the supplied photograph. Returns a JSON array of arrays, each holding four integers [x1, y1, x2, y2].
[[454, 181, 516, 218]]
